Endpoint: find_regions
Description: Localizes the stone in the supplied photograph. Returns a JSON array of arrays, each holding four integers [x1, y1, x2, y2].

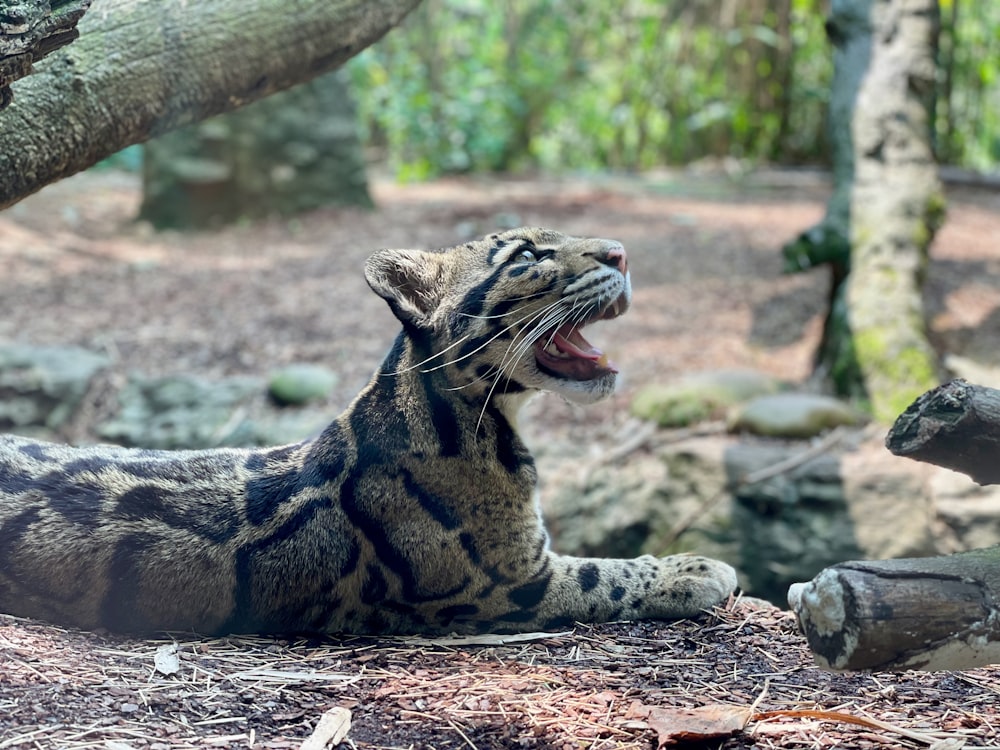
[[268, 364, 338, 406], [543, 455, 671, 560], [540, 432, 939, 605], [99, 373, 262, 449], [728, 392, 864, 438], [0, 343, 108, 429], [249, 410, 329, 446], [930, 467, 1000, 551], [631, 369, 785, 427]]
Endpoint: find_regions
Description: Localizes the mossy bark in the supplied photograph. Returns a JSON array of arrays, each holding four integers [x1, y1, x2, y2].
[[845, 0, 943, 423], [0, 0, 420, 209], [784, 0, 943, 419]]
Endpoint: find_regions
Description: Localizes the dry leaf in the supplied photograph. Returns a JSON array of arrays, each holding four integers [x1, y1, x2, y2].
[[152, 643, 180, 676], [300, 706, 351, 750], [649, 704, 752, 747]]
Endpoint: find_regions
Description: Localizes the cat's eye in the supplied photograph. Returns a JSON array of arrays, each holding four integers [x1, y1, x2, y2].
[[515, 242, 547, 263]]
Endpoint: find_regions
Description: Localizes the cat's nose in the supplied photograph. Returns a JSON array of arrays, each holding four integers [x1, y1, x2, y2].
[[601, 243, 628, 275]]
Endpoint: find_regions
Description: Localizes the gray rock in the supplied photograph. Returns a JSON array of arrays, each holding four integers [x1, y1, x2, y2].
[[716, 438, 933, 602], [268, 364, 338, 406], [99, 373, 262, 449], [631, 369, 784, 427], [930, 467, 1000, 551], [249, 410, 329, 446], [0, 344, 108, 429], [728, 392, 864, 438], [540, 432, 938, 605], [543, 456, 671, 560]]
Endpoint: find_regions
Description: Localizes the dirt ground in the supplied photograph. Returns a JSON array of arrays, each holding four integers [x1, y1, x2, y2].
[[1, 169, 1000, 748]]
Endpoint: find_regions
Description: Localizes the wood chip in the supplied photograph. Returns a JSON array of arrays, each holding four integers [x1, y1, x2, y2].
[[299, 706, 351, 750], [153, 642, 180, 676]]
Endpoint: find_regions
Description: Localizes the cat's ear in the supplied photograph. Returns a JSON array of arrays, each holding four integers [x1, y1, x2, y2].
[[365, 249, 448, 327]]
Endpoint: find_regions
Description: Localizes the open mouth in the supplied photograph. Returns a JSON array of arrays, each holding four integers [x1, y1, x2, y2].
[[533, 293, 629, 381]]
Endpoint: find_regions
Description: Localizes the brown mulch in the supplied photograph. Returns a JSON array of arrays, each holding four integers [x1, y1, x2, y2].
[[3, 600, 999, 749], [2, 169, 1000, 748]]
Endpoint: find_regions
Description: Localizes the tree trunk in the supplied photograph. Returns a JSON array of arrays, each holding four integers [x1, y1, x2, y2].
[[781, 0, 873, 396], [846, 0, 944, 423], [788, 547, 1000, 671], [0, 0, 421, 210], [782, 0, 944, 418], [140, 69, 371, 230]]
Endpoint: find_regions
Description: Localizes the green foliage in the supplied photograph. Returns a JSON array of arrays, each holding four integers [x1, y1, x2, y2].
[[93, 144, 142, 172], [937, 0, 1000, 169], [352, 0, 999, 179], [350, 0, 831, 178]]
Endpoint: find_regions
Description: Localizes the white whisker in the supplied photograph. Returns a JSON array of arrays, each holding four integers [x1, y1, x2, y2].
[[419, 298, 566, 375]]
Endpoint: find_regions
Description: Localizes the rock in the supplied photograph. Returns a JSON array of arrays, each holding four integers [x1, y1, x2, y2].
[[543, 456, 671, 560], [930, 467, 1000, 551], [719, 438, 935, 602], [728, 393, 864, 438], [631, 369, 784, 427], [250, 410, 329, 445], [99, 373, 262, 449], [268, 364, 338, 406], [540, 431, 939, 605], [0, 344, 108, 429]]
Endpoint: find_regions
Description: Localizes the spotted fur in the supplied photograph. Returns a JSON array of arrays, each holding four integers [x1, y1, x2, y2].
[[0, 228, 736, 635]]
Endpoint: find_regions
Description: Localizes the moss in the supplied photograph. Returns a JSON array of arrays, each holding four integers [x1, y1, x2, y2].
[[630, 386, 716, 427], [925, 190, 948, 234], [852, 327, 937, 423], [781, 224, 850, 273], [818, 284, 867, 401]]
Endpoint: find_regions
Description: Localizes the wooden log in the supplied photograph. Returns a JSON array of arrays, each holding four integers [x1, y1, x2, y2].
[[0, 0, 92, 109], [788, 546, 1000, 671], [886, 378, 1000, 485]]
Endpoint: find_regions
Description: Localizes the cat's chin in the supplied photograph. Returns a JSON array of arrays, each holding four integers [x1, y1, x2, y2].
[[543, 370, 618, 405]]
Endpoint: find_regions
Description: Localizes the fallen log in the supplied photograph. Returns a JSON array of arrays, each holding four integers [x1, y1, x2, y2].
[[787, 547, 1000, 671], [789, 379, 1000, 671]]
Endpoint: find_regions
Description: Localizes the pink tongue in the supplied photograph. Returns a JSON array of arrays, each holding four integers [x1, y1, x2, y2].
[[533, 324, 618, 381], [553, 327, 603, 361]]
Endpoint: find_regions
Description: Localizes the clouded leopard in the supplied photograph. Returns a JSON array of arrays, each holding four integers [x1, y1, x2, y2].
[[0, 228, 737, 635]]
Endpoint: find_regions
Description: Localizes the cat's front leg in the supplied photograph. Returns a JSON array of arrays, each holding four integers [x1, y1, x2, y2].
[[500, 553, 738, 630]]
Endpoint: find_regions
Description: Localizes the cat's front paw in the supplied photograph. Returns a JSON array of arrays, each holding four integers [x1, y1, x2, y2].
[[656, 554, 738, 617]]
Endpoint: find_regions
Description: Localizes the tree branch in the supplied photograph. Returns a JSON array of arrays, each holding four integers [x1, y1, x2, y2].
[[886, 378, 1000, 485], [0, 0, 92, 110], [0, 0, 421, 209]]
